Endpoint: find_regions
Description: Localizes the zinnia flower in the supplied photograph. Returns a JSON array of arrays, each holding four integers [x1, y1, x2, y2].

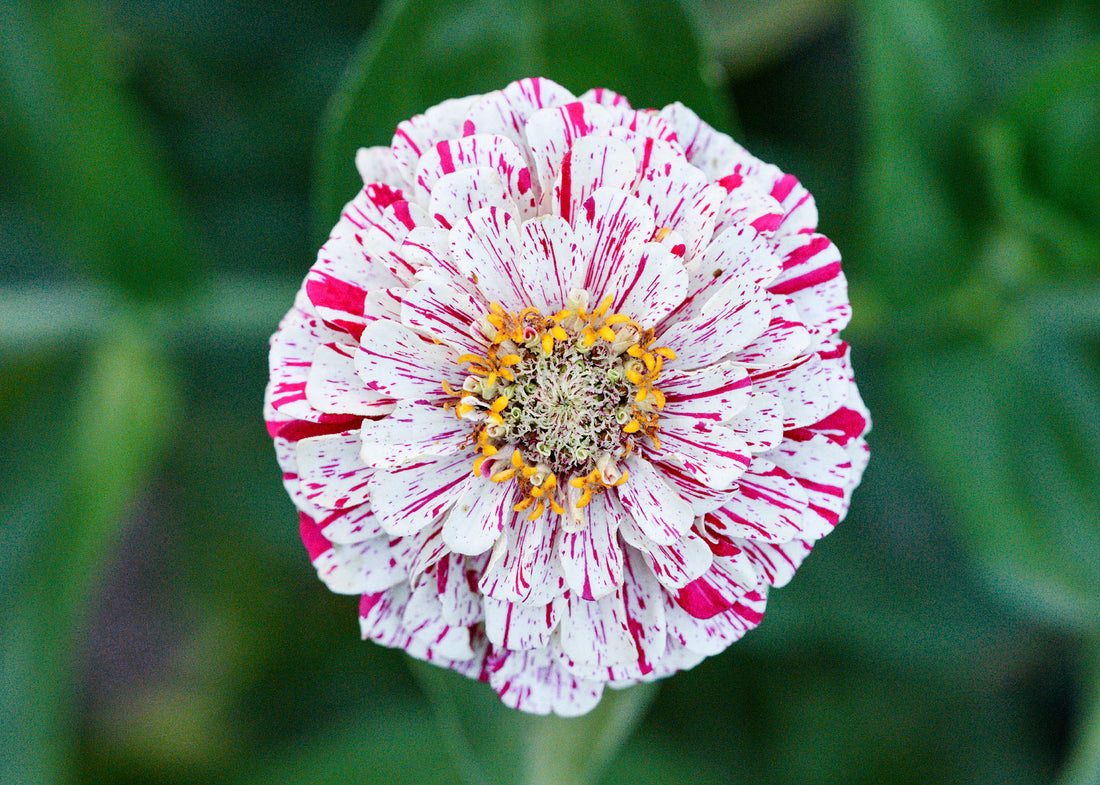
[[265, 77, 870, 716]]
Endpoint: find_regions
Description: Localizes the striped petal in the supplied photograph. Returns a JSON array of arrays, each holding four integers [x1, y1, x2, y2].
[[355, 319, 461, 400], [358, 400, 469, 468], [442, 477, 518, 556], [616, 455, 695, 545], [557, 492, 624, 601], [368, 453, 472, 535]]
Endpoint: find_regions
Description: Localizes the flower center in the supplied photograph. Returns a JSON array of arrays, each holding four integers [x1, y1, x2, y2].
[[445, 290, 674, 524]]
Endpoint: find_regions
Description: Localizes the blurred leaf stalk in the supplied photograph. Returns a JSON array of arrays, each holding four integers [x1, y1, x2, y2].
[[0, 0, 1098, 783]]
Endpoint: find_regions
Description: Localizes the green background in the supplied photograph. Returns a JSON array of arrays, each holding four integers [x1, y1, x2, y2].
[[2, 0, 1099, 783]]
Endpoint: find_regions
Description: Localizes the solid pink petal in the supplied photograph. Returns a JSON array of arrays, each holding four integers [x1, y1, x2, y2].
[[368, 453, 472, 536], [483, 596, 559, 650], [296, 431, 374, 510], [355, 319, 460, 400], [557, 492, 624, 601], [306, 341, 396, 415], [660, 362, 751, 425], [704, 460, 809, 542], [399, 280, 488, 356], [478, 512, 564, 605], [524, 101, 615, 198], [441, 476, 518, 555], [450, 206, 531, 312], [665, 587, 767, 655], [575, 189, 657, 301], [390, 94, 483, 186], [516, 215, 583, 314], [658, 280, 771, 369], [769, 232, 850, 339], [485, 646, 603, 717], [413, 134, 535, 219], [656, 420, 752, 490], [604, 240, 688, 326], [559, 591, 637, 668], [672, 554, 760, 620], [358, 400, 469, 468], [550, 133, 637, 225], [616, 455, 695, 545]]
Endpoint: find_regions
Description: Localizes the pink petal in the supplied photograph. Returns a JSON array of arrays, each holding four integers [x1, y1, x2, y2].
[[355, 319, 461, 400], [616, 455, 695, 545], [368, 453, 472, 536], [441, 477, 518, 555]]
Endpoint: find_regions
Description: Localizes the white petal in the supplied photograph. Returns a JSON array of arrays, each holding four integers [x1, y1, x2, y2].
[[524, 101, 615, 200], [559, 592, 636, 668], [478, 511, 563, 605], [413, 134, 535, 219], [449, 206, 531, 311], [769, 232, 850, 339], [399, 280, 488, 356], [402, 578, 475, 661], [368, 453, 472, 535], [355, 319, 461, 400], [660, 362, 751, 426], [616, 455, 695, 545], [390, 94, 482, 187], [550, 133, 637, 225], [557, 492, 624, 600], [483, 596, 559, 650], [306, 341, 395, 415], [655, 420, 751, 490], [359, 400, 469, 468], [704, 460, 809, 542], [574, 189, 656, 305], [296, 431, 374, 509], [604, 240, 688, 325], [485, 647, 603, 717], [659, 279, 772, 369], [516, 215, 583, 314], [442, 477, 518, 555]]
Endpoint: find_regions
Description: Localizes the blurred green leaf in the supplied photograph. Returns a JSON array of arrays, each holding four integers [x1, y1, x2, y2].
[[900, 320, 1100, 631], [409, 658, 658, 785], [0, 0, 200, 299], [0, 316, 180, 785], [313, 0, 731, 238]]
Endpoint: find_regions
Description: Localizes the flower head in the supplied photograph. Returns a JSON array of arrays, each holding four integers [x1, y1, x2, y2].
[[265, 78, 870, 715]]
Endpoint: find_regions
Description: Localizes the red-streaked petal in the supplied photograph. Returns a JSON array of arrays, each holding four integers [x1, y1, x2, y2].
[[619, 519, 713, 590], [296, 431, 374, 510], [705, 460, 809, 542], [358, 400, 469, 468], [559, 591, 636, 668], [478, 511, 564, 605], [441, 477, 518, 556], [673, 554, 760, 619], [605, 240, 688, 326], [399, 280, 488, 356], [484, 647, 603, 717], [368, 453, 472, 536], [550, 133, 637, 226], [306, 341, 395, 415], [557, 492, 624, 601], [575, 189, 657, 302], [659, 280, 772, 369], [769, 231, 850, 339], [657, 420, 752, 490], [450, 206, 531, 312], [483, 596, 559, 650], [355, 319, 461, 400], [525, 101, 614, 200], [616, 455, 695, 545], [414, 134, 535, 218], [660, 362, 751, 425], [391, 94, 482, 185], [516, 215, 583, 314], [665, 587, 767, 655]]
